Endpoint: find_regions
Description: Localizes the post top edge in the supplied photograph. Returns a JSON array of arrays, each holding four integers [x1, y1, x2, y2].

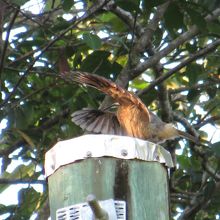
[[44, 134, 174, 177]]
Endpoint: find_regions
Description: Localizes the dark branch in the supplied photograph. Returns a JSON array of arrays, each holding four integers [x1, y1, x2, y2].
[[195, 116, 220, 129], [137, 39, 220, 95], [179, 182, 220, 220], [0, 178, 45, 184], [169, 80, 219, 94], [0, 7, 19, 80], [130, 8, 220, 77]]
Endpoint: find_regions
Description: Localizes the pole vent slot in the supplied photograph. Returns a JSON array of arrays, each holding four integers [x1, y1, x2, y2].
[[56, 200, 126, 220]]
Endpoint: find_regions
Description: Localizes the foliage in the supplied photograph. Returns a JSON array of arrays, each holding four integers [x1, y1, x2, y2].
[[0, 0, 220, 219]]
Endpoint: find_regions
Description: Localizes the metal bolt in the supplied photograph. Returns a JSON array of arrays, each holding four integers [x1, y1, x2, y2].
[[155, 155, 160, 160], [51, 164, 55, 170], [86, 151, 92, 157], [121, 149, 128, 156]]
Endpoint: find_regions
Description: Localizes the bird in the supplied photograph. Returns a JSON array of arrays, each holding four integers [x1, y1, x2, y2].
[[68, 71, 198, 144]]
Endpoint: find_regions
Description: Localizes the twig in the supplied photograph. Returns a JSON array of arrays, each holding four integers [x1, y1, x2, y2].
[[173, 112, 220, 181], [137, 39, 220, 95], [169, 80, 219, 94], [10, 82, 62, 109], [0, 178, 45, 184], [0, 7, 19, 80], [148, 45, 172, 121], [195, 116, 220, 129], [178, 182, 220, 220], [196, 105, 218, 127], [107, 1, 143, 36], [172, 112, 199, 139]]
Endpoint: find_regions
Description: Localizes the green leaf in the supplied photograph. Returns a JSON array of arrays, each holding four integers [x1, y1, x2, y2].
[[164, 3, 184, 36], [207, 22, 220, 36], [131, 78, 149, 90], [186, 8, 207, 31], [82, 33, 102, 50], [45, 0, 60, 10], [52, 17, 71, 32], [0, 204, 16, 216], [16, 187, 41, 219], [187, 89, 200, 102], [143, 0, 166, 9], [140, 88, 157, 106], [0, 164, 35, 193], [186, 63, 204, 85], [177, 155, 191, 170], [204, 180, 215, 198], [116, 0, 141, 14], [62, 0, 74, 12], [206, 87, 217, 99], [13, 128, 35, 149], [98, 12, 127, 32], [211, 142, 220, 157], [80, 50, 113, 75], [11, 0, 28, 6], [185, 42, 197, 53], [206, 55, 220, 68], [73, 52, 83, 68]]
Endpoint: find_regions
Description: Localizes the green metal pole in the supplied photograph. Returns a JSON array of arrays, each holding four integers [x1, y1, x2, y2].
[[45, 135, 173, 220]]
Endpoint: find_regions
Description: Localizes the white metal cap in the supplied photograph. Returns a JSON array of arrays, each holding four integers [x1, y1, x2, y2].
[[44, 134, 174, 177]]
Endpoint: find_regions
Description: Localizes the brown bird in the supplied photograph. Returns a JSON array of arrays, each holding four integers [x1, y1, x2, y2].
[[69, 71, 198, 144]]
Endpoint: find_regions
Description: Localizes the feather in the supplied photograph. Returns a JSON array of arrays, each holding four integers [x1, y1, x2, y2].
[[71, 108, 125, 135]]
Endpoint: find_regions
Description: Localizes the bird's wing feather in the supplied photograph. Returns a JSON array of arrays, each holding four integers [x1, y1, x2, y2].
[[67, 71, 150, 123], [71, 108, 126, 135]]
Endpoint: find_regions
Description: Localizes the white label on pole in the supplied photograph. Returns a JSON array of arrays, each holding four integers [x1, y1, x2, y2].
[[56, 200, 126, 220]]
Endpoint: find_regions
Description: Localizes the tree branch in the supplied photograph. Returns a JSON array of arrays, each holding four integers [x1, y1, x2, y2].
[[179, 181, 220, 220], [195, 116, 220, 129], [137, 39, 220, 95], [0, 178, 45, 184], [136, 1, 171, 121], [106, 1, 143, 36], [130, 8, 220, 77], [35, 198, 50, 220], [133, 1, 171, 53], [100, 1, 170, 109], [173, 112, 220, 181], [169, 80, 219, 94], [0, 7, 19, 80]]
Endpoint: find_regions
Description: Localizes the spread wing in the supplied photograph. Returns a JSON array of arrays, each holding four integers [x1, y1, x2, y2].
[[66, 71, 150, 123], [71, 108, 126, 135]]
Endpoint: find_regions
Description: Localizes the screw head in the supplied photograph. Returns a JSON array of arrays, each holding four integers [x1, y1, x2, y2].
[[86, 151, 92, 157], [121, 149, 128, 156], [51, 164, 55, 170]]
